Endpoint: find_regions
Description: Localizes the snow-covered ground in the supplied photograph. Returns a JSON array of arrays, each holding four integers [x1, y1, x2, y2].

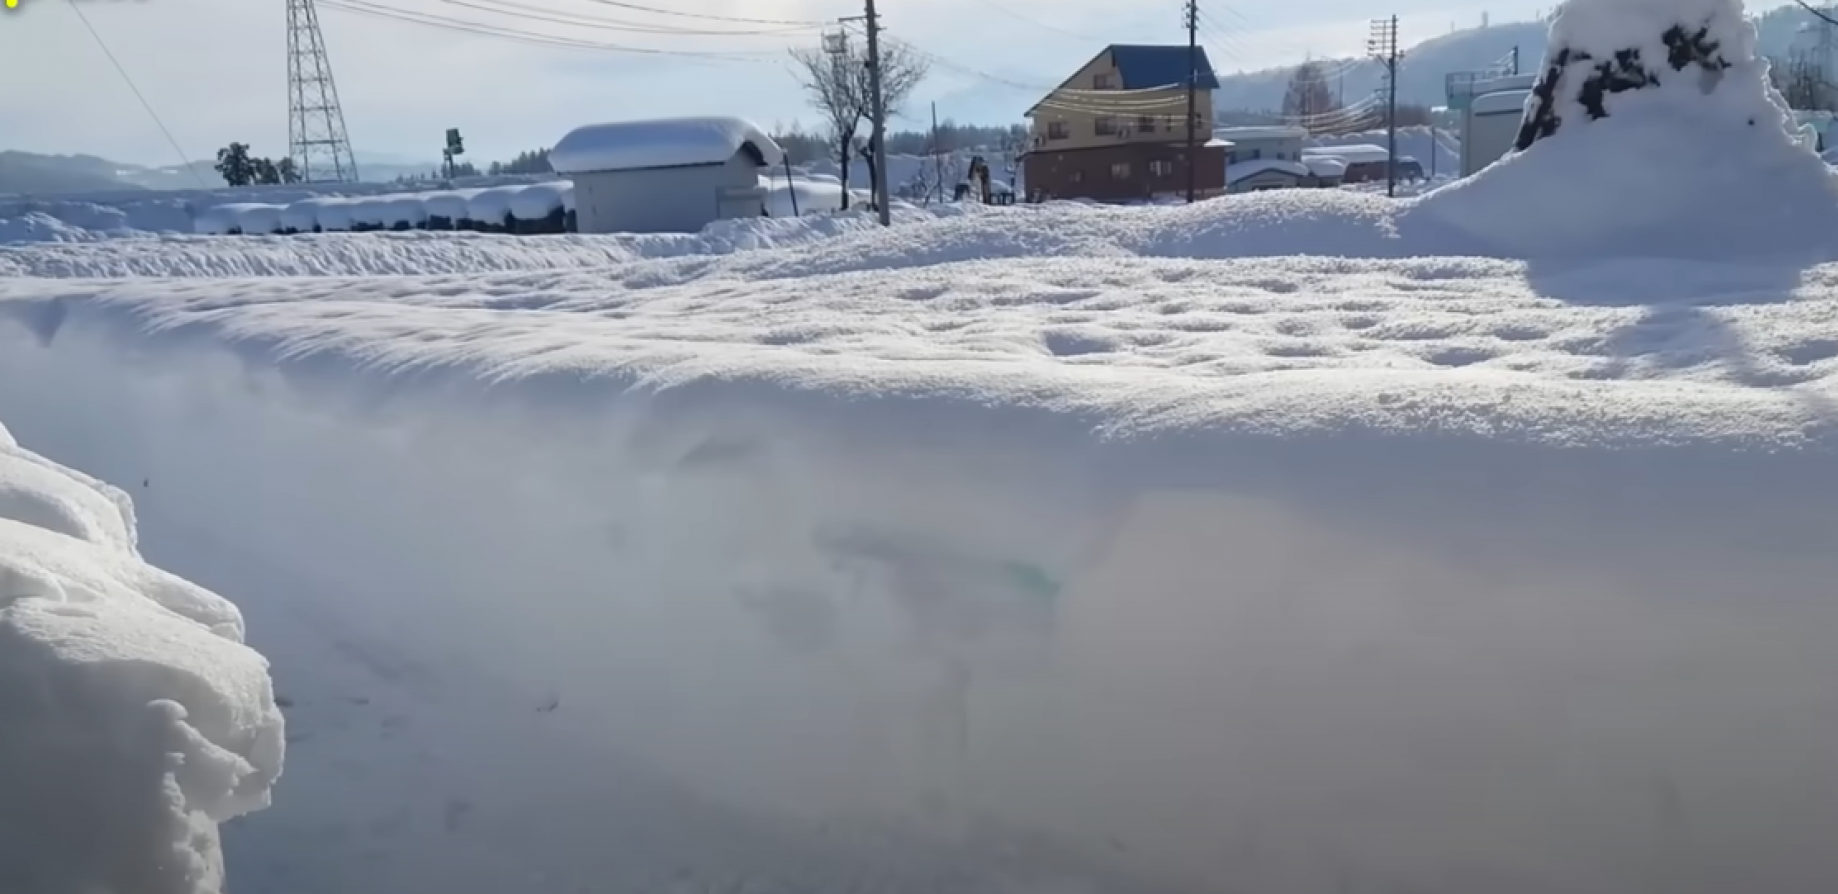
[[8, 0, 1838, 892]]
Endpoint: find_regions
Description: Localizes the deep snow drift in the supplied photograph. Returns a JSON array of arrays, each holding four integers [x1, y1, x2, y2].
[[0, 420, 283, 892], [5, 0, 1838, 891]]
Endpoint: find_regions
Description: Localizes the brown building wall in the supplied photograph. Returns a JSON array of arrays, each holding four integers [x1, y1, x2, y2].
[[1022, 142, 1226, 203]]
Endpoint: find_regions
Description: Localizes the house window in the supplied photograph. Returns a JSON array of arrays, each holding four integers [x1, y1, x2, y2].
[[1150, 160, 1175, 177], [1110, 162, 1132, 179], [1093, 72, 1116, 89], [1095, 116, 1119, 135], [1047, 121, 1069, 140], [1137, 115, 1157, 133]]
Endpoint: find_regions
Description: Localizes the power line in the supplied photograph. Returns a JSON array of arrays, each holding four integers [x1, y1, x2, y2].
[[61, 0, 209, 187], [430, 0, 819, 36], [318, 0, 785, 58], [569, 0, 828, 26], [888, 37, 1182, 96]]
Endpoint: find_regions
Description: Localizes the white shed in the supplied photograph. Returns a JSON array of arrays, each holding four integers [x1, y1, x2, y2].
[[1459, 75, 1535, 177], [549, 116, 785, 234]]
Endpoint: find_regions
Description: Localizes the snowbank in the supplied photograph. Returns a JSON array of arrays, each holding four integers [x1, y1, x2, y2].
[[1411, 0, 1838, 257], [8, 208, 1838, 890], [549, 116, 784, 174], [0, 416, 283, 893]]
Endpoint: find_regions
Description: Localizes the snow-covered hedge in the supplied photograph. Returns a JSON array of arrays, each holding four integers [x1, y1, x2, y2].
[[196, 183, 578, 236]]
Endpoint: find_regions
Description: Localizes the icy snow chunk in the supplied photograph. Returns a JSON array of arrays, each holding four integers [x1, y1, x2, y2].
[[507, 182, 570, 220], [0, 428, 282, 894], [549, 116, 784, 174]]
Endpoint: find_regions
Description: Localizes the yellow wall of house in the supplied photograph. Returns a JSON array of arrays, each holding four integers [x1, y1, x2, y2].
[[1028, 51, 1215, 152]]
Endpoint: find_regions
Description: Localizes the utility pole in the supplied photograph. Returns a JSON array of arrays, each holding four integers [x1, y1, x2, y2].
[[864, 0, 891, 226], [932, 101, 945, 203], [1369, 15, 1401, 197], [1184, 0, 1199, 203]]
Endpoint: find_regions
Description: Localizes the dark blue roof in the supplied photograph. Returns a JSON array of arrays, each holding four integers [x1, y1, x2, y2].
[[1108, 44, 1220, 90]]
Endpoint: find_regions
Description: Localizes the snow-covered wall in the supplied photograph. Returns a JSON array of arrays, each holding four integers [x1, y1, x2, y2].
[[4, 275, 1838, 892]]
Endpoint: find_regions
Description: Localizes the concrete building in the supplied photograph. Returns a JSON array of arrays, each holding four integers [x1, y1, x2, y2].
[[1022, 44, 1227, 202], [549, 116, 782, 234]]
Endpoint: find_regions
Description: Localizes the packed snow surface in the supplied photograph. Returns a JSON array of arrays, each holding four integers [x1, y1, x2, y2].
[[548, 116, 784, 174], [0, 419, 283, 893]]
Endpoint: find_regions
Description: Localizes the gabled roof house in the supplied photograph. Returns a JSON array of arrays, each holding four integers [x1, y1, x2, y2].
[[1022, 44, 1228, 202]]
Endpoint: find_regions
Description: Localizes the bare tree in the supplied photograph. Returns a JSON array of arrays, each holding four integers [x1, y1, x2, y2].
[[789, 39, 930, 210], [1770, 54, 1838, 114], [1282, 61, 1341, 127]]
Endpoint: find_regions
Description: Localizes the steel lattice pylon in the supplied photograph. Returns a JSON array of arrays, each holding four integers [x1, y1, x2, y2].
[[286, 0, 359, 183]]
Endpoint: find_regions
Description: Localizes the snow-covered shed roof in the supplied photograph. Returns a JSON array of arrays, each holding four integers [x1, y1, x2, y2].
[[1301, 155, 1348, 177], [1227, 159, 1310, 182], [1305, 143, 1390, 164], [549, 116, 784, 175]]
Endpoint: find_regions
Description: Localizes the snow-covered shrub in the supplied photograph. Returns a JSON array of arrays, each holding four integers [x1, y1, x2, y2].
[[1514, 0, 1745, 151]]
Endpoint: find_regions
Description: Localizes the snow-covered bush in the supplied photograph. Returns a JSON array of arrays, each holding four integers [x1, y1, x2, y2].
[[1517, 6, 1743, 151]]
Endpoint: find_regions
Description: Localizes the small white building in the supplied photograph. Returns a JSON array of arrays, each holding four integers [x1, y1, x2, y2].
[[1450, 73, 1535, 177], [549, 116, 784, 234], [1213, 125, 1309, 164]]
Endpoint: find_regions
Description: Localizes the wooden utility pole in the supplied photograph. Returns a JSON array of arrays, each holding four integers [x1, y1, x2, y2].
[[1368, 15, 1401, 197], [865, 0, 891, 225], [932, 101, 945, 203], [1184, 0, 1200, 203]]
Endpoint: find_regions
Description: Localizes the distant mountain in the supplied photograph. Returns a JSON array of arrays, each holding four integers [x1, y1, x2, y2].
[[0, 151, 146, 196], [1212, 4, 1820, 112]]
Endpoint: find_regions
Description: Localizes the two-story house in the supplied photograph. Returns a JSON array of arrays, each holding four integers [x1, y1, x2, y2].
[[1022, 44, 1226, 202]]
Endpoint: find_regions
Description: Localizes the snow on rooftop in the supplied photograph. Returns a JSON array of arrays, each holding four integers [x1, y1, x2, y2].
[[548, 116, 784, 175], [1302, 155, 1349, 176], [1304, 143, 1390, 164], [0, 422, 282, 891], [1228, 159, 1310, 182]]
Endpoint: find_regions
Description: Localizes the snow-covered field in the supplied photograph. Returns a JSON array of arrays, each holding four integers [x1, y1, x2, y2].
[[9, 1, 1838, 892]]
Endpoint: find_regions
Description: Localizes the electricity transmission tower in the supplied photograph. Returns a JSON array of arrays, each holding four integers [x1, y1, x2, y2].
[[1368, 15, 1401, 197], [286, 0, 360, 183]]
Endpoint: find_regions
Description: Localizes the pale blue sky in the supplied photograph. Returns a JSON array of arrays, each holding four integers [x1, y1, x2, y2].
[[1, 0, 1548, 166]]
